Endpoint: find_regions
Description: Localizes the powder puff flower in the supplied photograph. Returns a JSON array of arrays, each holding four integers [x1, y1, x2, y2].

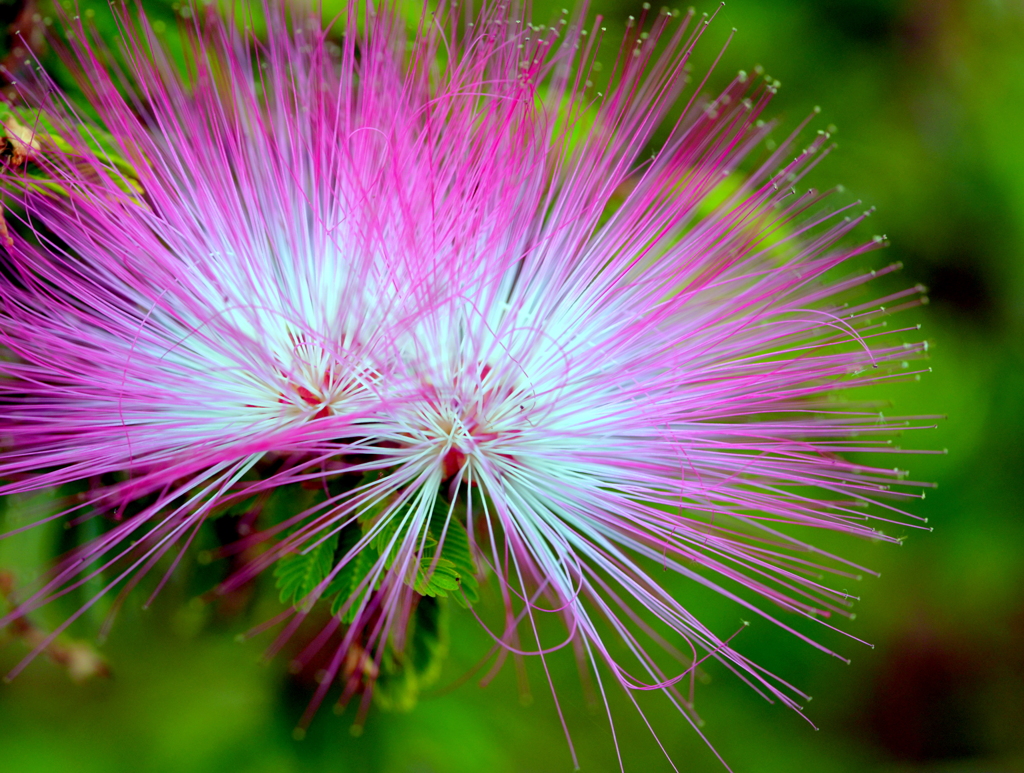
[[0, 0, 933, 764]]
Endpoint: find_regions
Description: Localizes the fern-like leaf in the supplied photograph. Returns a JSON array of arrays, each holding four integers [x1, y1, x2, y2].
[[274, 530, 339, 610]]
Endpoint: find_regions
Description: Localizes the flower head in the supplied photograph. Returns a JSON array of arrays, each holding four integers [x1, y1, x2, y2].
[[0, 0, 933, 762]]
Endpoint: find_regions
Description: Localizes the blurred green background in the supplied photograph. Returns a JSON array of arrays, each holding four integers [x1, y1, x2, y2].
[[1, 0, 1022, 771]]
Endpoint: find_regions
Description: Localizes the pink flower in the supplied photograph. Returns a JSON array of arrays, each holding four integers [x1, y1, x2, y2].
[[0, 1, 934, 763]]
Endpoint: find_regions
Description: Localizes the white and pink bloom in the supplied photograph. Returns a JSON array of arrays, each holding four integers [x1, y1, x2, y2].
[[0, 1, 933, 764]]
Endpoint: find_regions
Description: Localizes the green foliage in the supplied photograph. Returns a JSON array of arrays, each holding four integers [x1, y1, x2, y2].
[[428, 503, 480, 606], [270, 485, 337, 610], [261, 483, 322, 526], [324, 524, 378, 622], [270, 476, 481, 618], [366, 495, 480, 604], [372, 595, 449, 712], [266, 481, 469, 712], [273, 529, 339, 610], [0, 104, 143, 196]]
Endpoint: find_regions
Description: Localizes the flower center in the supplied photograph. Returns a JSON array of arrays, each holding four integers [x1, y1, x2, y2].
[[418, 385, 514, 479], [286, 384, 334, 419]]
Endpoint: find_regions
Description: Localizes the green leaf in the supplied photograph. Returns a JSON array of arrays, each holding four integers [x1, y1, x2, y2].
[[369, 495, 481, 601], [1, 106, 145, 200], [8, 107, 131, 171], [369, 506, 425, 564], [434, 510, 480, 605], [373, 595, 448, 712], [274, 528, 339, 611], [409, 595, 446, 680], [325, 525, 380, 622], [317, 483, 481, 615], [261, 483, 320, 526], [413, 556, 461, 597]]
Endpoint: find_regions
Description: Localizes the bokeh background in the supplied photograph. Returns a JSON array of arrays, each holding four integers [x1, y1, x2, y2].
[[1, 0, 1022, 771]]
